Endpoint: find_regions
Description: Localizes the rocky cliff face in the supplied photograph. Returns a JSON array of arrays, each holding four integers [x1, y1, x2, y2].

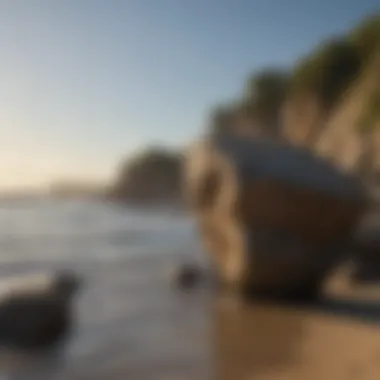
[[283, 53, 380, 184], [315, 54, 380, 181], [282, 92, 326, 146]]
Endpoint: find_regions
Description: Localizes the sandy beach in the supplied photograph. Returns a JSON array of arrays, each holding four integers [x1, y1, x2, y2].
[[54, 253, 380, 380], [62, 254, 380, 380], [1, 201, 380, 380]]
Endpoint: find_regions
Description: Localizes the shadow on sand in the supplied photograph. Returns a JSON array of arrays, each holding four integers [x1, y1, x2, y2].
[[280, 295, 380, 324], [212, 291, 380, 379]]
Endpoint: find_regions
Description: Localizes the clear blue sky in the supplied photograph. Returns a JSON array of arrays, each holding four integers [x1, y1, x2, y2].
[[0, 0, 379, 189]]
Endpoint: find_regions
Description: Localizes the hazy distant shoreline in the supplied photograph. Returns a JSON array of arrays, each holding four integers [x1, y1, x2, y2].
[[0, 193, 187, 214]]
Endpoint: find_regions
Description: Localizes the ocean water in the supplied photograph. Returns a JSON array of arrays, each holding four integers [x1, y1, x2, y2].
[[0, 199, 197, 265], [3, 199, 380, 380], [0, 199, 210, 380]]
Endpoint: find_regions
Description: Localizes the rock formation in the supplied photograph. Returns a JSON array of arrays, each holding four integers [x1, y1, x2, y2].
[[170, 263, 204, 289], [184, 134, 368, 298], [0, 271, 82, 350]]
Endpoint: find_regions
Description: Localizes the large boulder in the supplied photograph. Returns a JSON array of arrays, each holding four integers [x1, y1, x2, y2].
[[183, 134, 369, 298], [0, 271, 82, 350]]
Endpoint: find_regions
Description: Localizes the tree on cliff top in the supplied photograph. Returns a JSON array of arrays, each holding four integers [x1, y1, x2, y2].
[[290, 13, 380, 111], [208, 13, 380, 141], [290, 38, 362, 110], [209, 104, 238, 136], [349, 14, 380, 62], [243, 68, 289, 132], [209, 69, 289, 137]]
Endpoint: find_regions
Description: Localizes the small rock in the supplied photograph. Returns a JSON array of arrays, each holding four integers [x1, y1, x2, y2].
[[0, 270, 82, 351], [170, 263, 203, 289]]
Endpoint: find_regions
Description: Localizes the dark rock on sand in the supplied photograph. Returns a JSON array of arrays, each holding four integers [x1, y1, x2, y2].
[[170, 263, 204, 289], [0, 271, 82, 351]]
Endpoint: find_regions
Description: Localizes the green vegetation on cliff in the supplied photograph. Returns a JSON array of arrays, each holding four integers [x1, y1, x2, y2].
[[351, 16, 380, 135], [290, 38, 362, 110], [291, 14, 380, 110], [244, 69, 289, 131], [112, 14, 380, 203], [210, 103, 239, 136], [210, 69, 289, 136], [210, 13, 380, 136], [349, 14, 380, 63]]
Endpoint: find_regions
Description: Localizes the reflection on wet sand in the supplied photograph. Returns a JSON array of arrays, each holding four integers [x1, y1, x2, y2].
[[0, 348, 66, 380], [212, 296, 306, 380], [0, 255, 380, 379]]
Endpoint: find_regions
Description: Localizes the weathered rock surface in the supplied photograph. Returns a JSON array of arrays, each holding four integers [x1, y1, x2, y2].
[[184, 134, 369, 298]]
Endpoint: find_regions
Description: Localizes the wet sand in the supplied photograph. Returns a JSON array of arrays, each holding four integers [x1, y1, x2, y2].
[[1, 252, 380, 380]]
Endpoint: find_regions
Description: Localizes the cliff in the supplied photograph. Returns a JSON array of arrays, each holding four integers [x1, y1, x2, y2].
[[315, 54, 380, 182], [208, 14, 380, 184], [284, 53, 380, 181], [282, 15, 380, 183], [108, 15, 380, 204]]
